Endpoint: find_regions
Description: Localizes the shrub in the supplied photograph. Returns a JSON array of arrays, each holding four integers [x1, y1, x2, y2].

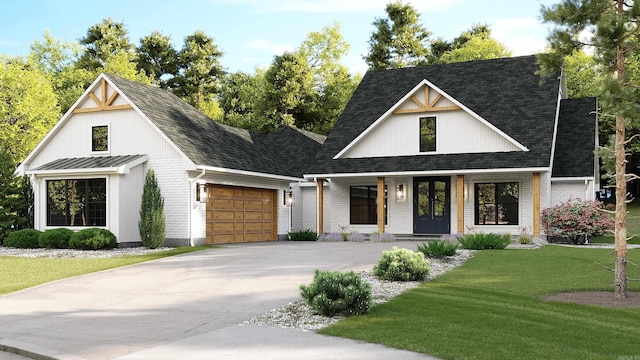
[[373, 247, 430, 281], [69, 228, 117, 250], [319, 232, 343, 242], [417, 240, 459, 258], [457, 232, 511, 250], [3, 229, 42, 248], [38, 228, 74, 249], [370, 232, 396, 242], [139, 168, 165, 249], [347, 231, 366, 242], [541, 198, 614, 245], [288, 228, 318, 241], [300, 270, 371, 317]]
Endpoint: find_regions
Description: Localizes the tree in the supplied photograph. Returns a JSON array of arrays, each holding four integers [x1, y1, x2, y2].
[[78, 18, 135, 70], [539, 0, 640, 298], [0, 149, 26, 244], [364, 1, 430, 70], [102, 51, 152, 85], [172, 30, 224, 109], [218, 70, 262, 130], [138, 168, 165, 249], [137, 31, 179, 88], [437, 27, 512, 64], [0, 57, 60, 163]]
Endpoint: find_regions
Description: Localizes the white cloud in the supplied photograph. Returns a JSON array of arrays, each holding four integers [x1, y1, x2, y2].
[[491, 17, 549, 56], [245, 39, 295, 55], [212, 0, 466, 13]]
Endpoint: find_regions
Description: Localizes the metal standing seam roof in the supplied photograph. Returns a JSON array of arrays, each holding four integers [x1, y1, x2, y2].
[[32, 155, 147, 171]]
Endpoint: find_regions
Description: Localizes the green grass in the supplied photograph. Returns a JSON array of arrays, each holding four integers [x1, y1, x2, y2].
[[319, 246, 640, 360], [592, 200, 640, 244], [0, 246, 209, 295]]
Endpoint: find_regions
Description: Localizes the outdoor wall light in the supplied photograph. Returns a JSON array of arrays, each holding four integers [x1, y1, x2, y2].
[[397, 183, 406, 201], [284, 189, 295, 206], [196, 183, 207, 203]]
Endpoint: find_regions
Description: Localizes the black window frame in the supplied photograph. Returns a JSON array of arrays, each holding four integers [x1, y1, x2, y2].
[[474, 182, 519, 225], [46, 178, 107, 227], [419, 116, 436, 152], [349, 185, 388, 225], [92, 125, 109, 152]]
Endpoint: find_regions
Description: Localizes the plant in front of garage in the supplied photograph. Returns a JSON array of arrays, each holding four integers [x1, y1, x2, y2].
[[300, 269, 372, 316], [288, 228, 318, 241], [138, 168, 166, 249], [68, 228, 116, 250]]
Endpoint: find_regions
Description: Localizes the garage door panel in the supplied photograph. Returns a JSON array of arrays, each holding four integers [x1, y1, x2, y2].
[[206, 184, 277, 245]]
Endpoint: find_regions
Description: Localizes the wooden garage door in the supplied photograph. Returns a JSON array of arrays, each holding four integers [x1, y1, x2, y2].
[[206, 184, 277, 244]]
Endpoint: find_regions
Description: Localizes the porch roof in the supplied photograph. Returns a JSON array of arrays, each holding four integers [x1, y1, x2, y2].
[[27, 155, 148, 175]]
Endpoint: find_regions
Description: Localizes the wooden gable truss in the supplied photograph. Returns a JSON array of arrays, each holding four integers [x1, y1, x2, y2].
[[393, 85, 460, 114], [72, 78, 132, 114]]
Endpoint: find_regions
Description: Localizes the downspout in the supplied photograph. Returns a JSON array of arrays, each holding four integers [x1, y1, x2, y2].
[[188, 169, 206, 247]]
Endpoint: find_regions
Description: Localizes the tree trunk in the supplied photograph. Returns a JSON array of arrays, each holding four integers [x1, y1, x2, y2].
[[614, 0, 627, 299]]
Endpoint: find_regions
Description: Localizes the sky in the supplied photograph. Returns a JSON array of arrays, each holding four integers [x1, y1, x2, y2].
[[0, 0, 558, 75]]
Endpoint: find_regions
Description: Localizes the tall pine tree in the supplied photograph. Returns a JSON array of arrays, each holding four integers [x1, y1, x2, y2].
[[138, 168, 165, 249]]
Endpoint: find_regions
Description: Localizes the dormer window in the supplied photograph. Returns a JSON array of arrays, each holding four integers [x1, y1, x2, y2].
[[92, 125, 108, 152], [420, 117, 436, 152]]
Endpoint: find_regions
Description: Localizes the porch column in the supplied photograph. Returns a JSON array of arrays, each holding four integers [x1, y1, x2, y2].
[[533, 172, 541, 237], [316, 178, 324, 234], [457, 175, 464, 233], [377, 177, 385, 233]]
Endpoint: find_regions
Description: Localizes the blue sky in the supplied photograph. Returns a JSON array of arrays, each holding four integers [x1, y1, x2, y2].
[[0, 0, 557, 74]]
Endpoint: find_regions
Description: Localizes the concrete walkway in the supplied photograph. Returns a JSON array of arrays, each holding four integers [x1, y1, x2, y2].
[[0, 241, 438, 360]]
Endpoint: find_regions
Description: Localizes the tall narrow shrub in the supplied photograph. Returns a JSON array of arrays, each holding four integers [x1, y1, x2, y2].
[[138, 168, 165, 248]]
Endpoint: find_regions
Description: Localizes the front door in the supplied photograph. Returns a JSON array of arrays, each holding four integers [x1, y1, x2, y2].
[[414, 177, 450, 234]]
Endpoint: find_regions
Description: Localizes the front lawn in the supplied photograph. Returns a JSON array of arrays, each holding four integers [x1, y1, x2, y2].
[[592, 200, 640, 244], [0, 246, 208, 295], [319, 246, 640, 360]]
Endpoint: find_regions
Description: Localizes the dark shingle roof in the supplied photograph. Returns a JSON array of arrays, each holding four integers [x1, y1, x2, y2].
[[104, 75, 317, 178], [552, 98, 597, 177], [307, 55, 561, 175], [262, 126, 326, 176], [33, 155, 146, 171]]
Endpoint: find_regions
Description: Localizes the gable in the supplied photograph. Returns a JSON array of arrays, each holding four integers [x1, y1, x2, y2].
[[339, 82, 525, 159]]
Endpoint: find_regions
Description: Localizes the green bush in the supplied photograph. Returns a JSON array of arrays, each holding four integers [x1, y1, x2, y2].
[[457, 232, 511, 250], [300, 270, 372, 317], [373, 247, 430, 281], [68, 228, 117, 250], [4, 229, 42, 248], [38, 228, 74, 249], [417, 240, 459, 258], [288, 228, 318, 241]]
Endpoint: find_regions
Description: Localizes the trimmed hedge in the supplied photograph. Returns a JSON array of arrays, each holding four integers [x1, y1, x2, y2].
[[4, 229, 43, 248], [69, 228, 117, 250], [38, 228, 74, 249]]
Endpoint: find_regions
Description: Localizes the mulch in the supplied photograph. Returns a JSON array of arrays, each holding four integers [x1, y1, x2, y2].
[[545, 291, 640, 308]]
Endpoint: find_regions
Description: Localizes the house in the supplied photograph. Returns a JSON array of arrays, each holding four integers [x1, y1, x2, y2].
[[17, 74, 324, 246], [17, 55, 598, 246], [297, 55, 598, 238]]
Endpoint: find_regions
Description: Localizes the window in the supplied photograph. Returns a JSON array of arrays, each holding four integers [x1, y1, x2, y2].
[[420, 117, 436, 152], [47, 178, 106, 226], [475, 182, 519, 225], [92, 126, 108, 152], [350, 185, 387, 225]]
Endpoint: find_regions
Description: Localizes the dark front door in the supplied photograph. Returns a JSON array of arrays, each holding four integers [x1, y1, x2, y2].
[[414, 177, 450, 234]]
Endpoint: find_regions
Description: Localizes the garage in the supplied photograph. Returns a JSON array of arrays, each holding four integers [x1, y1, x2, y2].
[[205, 184, 278, 244]]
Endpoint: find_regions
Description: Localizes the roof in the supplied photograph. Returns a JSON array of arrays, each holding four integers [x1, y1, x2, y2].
[[29, 155, 147, 175], [104, 74, 322, 179], [306, 55, 562, 176], [552, 98, 597, 178], [263, 126, 326, 177]]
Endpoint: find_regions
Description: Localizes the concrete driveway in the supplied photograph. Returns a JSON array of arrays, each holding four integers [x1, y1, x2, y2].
[[0, 241, 438, 360]]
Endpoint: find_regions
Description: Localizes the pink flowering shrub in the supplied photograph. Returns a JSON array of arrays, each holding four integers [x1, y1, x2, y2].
[[540, 198, 614, 244]]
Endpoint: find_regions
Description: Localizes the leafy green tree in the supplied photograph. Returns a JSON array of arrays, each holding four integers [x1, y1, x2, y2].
[[137, 31, 179, 88], [0, 57, 60, 163], [437, 28, 511, 64], [172, 30, 224, 109], [564, 49, 600, 98], [364, 1, 430, 70], [218, 70, 262, 130], [0, 149, 26, 244], [102, 51, 152, 84], [539, 0, 640, 298], [78, 17, 135, 70], [138, 168, 165, 249]]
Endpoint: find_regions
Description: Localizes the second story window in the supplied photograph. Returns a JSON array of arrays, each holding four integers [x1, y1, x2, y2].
[[420, 117, 436, 152], [92, 126, 108, 152]]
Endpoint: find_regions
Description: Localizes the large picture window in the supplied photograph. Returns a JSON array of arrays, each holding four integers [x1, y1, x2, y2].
[[47, 178, 107, 226], [420, 117, 436, 152], [350, 185, 387, 225], [475, 182, 519, 225]]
